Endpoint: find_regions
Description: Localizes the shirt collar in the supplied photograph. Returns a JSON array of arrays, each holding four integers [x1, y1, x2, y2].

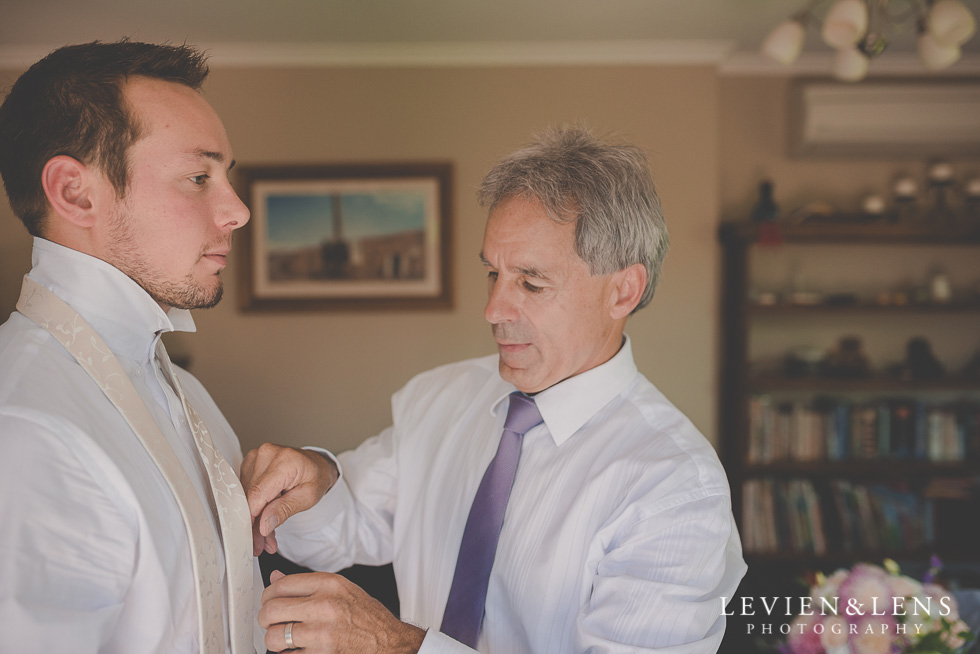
[[27, 238, 197, 362], [491, 334, 639, 446]]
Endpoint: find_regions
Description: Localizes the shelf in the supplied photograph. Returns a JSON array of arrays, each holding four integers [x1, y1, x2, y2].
[[748, 302, 980, 315], [746, 376, 980, 393], [720, 221, 980, 245], [743, 549, 977, 566], [739, 460, 980, 478], [719, 217, 980, 584]]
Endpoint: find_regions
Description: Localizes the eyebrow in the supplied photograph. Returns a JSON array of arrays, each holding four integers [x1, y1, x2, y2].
[[192, 149, 236, 170], [479, 253, 552, 280]]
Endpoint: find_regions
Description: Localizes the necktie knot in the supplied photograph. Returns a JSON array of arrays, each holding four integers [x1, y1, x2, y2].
[[503, 391, 543, 436]]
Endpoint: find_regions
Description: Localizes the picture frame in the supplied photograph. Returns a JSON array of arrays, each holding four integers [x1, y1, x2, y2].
[[236, 162, 453, 311]]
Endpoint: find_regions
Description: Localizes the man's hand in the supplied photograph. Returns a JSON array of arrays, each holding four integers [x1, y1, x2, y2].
[[241, 444, 338, 556], [260, 570, 426, 654]]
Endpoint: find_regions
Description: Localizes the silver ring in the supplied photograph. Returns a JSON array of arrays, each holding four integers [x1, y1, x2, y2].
[[284, 621, 295, 649]]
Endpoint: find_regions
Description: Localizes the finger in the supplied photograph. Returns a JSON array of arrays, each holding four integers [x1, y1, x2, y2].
[[256, 479, 326, 537], [264, 529, 279, 555], [270, 570, 285, 583], [243, 444, 300, 519], [259, 595, 315, 629], [262, 571, 340, 604], [252, 515, 267, 557], [265, 620, 304, 653]]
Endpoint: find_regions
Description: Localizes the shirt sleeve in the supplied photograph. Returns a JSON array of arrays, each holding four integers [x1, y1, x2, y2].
[[275, 425, 401, 572], [575, 492, 746, 654], [0, 411, 136, 652]]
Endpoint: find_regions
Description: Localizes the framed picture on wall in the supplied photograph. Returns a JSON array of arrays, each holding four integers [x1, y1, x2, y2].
[[236, 162, 453, 311]]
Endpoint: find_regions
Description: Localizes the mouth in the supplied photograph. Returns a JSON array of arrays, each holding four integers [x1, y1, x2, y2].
[[496, 341, 530, 354], [203, 252, 229, 267]]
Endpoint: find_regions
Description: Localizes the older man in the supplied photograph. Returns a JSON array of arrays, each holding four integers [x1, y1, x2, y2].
[[0, 41, 259, 653], [243, 126, 746, 654]]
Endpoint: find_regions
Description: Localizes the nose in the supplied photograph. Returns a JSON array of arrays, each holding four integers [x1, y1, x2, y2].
[[219, 184, 251, 230], [484, 280, 519, 324]]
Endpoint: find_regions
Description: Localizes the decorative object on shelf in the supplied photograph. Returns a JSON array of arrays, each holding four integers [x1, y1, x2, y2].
[[752, 180, 783, 245], [753, 290, 781, 306], [862, 193, 888, 216], [822, 335, 872, 379], [825, 292, 860, 306], [789, 290, 825, 305], [788, 201, 840, 224], [877, 289, 911, 306], [784, 346, 827, 377], [962, 350, 980, 380], [906, 336, 946, 380], [964, 176, 980, 222], [892, 174, 920, 223], [926, 160, 958, 224], [929, 269, 953, 303], [777, 558, 976, 654], [762, 0, 977, 81]]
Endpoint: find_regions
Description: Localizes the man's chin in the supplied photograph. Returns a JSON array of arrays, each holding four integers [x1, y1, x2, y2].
[[155, 282, 223, 311], [497, 360, 541, 394]]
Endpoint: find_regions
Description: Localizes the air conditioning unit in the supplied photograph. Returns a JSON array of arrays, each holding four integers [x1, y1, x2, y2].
[[790, 80, 980, 157]]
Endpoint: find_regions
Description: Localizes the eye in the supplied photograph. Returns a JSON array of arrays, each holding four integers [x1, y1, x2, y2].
[[487, 271, 498, 282], [523, 281, 542, 293], [189, 174, 210, 186]]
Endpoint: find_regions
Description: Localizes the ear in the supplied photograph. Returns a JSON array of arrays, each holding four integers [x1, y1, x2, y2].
[[609, 263, 648, 320], [40, 155, 101, 228]]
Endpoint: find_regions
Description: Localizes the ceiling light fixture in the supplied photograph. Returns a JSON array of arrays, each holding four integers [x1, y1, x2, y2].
[[762, 0, 977, 81]]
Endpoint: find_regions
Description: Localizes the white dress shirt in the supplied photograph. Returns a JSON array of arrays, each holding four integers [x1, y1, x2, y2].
[[277, 336, 747, 653], [0, 238, 261, 653]]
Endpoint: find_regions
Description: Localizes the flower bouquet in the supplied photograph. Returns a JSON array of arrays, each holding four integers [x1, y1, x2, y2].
[[780, 558, 975, 654]]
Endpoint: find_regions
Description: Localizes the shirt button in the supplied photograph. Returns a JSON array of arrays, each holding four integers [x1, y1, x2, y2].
[[135, 367, 144, 378]]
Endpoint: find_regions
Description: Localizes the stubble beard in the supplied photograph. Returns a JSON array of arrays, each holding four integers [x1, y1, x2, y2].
[[106, 208, 224, 311]]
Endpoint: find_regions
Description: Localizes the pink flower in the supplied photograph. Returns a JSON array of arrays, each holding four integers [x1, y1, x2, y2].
[[820, 615, 849, 649], [923, 583, 959, 620], [849, 615, 896, 654], [787, 612, 825, 654], [886, 575, 921, 602], [813, 569, 849, 606], [839, 564, 891, 624], [942, 618, 971, 649]]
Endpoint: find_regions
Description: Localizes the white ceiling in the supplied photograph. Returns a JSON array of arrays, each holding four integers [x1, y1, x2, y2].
[[1, 0, 978, 72]]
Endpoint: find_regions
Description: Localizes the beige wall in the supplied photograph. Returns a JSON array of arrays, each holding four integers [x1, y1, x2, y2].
[[0, 64, 722, 455]]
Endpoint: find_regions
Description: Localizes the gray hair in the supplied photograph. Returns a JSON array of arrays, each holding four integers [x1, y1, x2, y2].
[[478, 126, 669, 313]]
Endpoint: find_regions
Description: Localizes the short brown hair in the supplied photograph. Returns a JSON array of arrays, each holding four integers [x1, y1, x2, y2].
[[0, 39, 210, 236]]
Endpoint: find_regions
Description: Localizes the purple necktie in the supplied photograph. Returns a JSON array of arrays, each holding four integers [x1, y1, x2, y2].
[[441, 392, 543, 648]]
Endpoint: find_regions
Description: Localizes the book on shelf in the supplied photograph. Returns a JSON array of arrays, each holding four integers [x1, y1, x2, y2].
[[741, 478, 933, 555], [745, 395, 980, 464]]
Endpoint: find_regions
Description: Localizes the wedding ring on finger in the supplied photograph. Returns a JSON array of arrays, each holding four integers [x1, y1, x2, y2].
[[284, 621, 295, 649]]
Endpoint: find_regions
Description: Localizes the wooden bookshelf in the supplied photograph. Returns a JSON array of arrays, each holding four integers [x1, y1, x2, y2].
[[718, 220, 980, 565]]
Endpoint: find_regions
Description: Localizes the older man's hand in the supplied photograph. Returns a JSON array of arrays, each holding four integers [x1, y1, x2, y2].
[[240, 444, 338, 556], [261, 570, 426, 653]]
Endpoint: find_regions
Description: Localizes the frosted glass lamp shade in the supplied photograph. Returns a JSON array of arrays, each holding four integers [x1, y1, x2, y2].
[[822, 0, 869, 48], [918, 31, 962, 69], [762, 19, 806, 64], [833, 47, 870, 80], [928, 0, 977, 46]]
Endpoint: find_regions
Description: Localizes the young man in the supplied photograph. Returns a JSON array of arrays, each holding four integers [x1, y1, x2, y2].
[[0, 41, 259, 653], [243, 127, 746, 653]]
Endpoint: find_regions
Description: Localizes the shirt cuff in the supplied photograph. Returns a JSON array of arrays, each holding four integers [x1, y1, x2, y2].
[[417, 630, 476, 654]]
